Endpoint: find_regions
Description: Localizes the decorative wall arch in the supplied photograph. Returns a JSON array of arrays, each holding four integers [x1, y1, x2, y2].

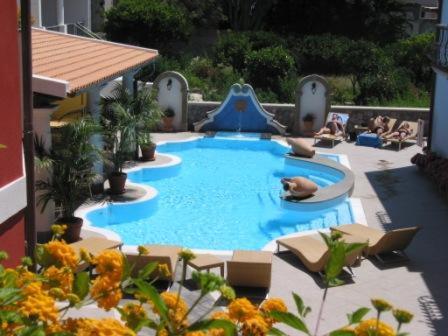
[[153, 71, 189, 131], [293, 75, 331, 135], [194, 83, 286, 134]]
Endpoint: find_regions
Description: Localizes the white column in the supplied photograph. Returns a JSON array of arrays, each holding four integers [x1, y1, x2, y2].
[[56, 0, 67, 33], [122, 72, 135, 96], [86, 0, 92, 30], [88, 86, 103, 174], [33, 107, 57, 235], [31, 0, 42, 27]]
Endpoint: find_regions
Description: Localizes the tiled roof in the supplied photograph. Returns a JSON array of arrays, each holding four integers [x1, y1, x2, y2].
[[32, 28, 158, 96]]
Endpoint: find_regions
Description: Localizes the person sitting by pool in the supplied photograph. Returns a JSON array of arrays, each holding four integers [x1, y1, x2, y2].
[[369, 116, 390, 135], [281, 177, 318, 199], [384, 122, 413, 140], [314, 113, 345, 137]]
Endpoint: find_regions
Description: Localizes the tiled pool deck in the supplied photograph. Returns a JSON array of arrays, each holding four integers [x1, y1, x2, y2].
[[145, 133, 448, 335]]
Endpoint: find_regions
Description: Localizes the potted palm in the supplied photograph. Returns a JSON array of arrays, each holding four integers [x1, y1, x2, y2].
[[302, 113, 316, 135], [162, 108, 175, 132], [35, 118, 101, 243], [138, 132, 156, 161]]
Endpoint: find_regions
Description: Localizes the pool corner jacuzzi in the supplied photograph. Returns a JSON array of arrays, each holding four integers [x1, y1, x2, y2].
[[84, 136, 355, 251]]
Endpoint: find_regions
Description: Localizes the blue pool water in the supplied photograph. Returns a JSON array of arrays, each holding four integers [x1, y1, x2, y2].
[[88, 138, 354, 250]]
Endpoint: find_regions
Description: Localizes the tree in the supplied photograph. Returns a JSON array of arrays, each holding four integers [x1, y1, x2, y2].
[[223, 0, 276, 31], [266, 0, 408, 44], [104, 0, 192, 54], [170, 0, 225, 28]]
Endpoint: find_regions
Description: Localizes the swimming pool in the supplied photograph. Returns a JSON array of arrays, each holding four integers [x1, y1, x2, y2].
[[86, 137, 355, 250]]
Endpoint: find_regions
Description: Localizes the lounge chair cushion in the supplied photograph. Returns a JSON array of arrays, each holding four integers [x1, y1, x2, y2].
[[227, 250, 272, 288], [286, 137, 315, 158], [126, 245, 181, 281]]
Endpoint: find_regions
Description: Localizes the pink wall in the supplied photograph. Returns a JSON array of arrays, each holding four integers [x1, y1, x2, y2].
[[0, 0, 23, 187]]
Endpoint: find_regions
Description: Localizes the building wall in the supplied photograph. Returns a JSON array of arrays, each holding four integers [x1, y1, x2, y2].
[[65, 0, 90, 29], [430, 73, 448, 157], [0, 0, 26, 266]]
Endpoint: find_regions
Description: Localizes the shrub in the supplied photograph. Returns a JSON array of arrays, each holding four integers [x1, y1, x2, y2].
[[245, 46, 296, 93], [388, 33, 435, 90], [213, 32, 251, 71], [290, 34, 352, 75], [104, 0, 192, 53], [213, 31, 287, 72]]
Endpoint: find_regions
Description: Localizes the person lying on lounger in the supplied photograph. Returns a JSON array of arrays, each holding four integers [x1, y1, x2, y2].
[[369, 116, 390, 135], [384, 122, 413, 140], [314, 113, 345, 137], [281, 177, 318, 199]]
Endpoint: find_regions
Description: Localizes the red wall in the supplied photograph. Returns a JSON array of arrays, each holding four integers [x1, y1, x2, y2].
[[0, 0, 26, 266], [0, 0, 23, 187], [0, 212, 25, 267]]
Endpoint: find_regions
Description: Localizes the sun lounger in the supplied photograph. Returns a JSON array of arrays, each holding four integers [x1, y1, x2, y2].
[[126, 245, 181, 284], [313, 112, 349, 148], [70, 237, 123, 272], [276, 234, 366, 276], [331, 224, 420, 262], [384, 121, 419, 151], [226, 250, 272, 289]]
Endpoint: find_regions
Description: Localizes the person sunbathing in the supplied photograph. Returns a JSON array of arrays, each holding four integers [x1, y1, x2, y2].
[[314, 113, 345, 137], [369, 116, 390, 135], [384, 122, 412, 140], [281, 177, 318, 199]]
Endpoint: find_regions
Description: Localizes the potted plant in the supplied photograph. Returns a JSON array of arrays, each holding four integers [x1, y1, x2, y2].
[[138, 132, 156, 161], [35, 118, 101, 243], [302, 113, 316, 135], [162, 108, 175, 132], [103, 102, 136, 195]]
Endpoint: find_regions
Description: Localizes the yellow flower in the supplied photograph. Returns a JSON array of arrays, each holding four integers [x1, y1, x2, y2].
[[19, 282, 59, 323], [393, 309, 413, 324], [228, 298, 257, 322], [63, 318, 135, 336], [260, 298, 288, 326], [219, 285, 236, 301], [185, 332, 206, 336], [138, 245, 150, 256], [241, 314, 269, 336], [93, 249, 123, 282], [43, 265, 73, 295], [51, 224, 67, 236], [371, 298, 393, 313], [90, 276, 122, 310], [156, 292, 189, 328], [209, 311, 234, 336], [354, 318, 395, 336], [157, 263, 171, 277], [80, 248, 93, 263], [121, 303, 147, 330], [45, 240, 78, 270], [179, 248, 196, 262]]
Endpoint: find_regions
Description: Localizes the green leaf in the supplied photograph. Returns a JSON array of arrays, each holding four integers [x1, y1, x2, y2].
[[187, 319, 236, 336], [73, 272, 90, 300], [134, 279, 168, 322], [138, 261, 157, 280], [268, 327, 289, 336], [269, 311, 310, 335], [292, 292, 311, 317], [329, 330, 356, 336], [397, 333, 410, 336], [122, 254, 132, 281], [0, 288, 22, 306], [347, 307, 370, 325], [324, 243, 346, 286], [0, 310, 22, 324], [17, 326, 46, 336]]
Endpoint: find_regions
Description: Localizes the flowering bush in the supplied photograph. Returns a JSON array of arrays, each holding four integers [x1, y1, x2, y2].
[[0, 227, 413, 335]]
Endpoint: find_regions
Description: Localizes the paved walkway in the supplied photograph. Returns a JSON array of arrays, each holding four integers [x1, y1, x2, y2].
[[131, 133, 448, 334]]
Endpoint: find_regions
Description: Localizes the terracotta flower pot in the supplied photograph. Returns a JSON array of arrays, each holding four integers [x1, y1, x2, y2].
[[109, 172, 127, 195], [141, 143, 156, 161], [162, 117, 174, 132], [302, 120, 314, 136], [56, 217, 83, 243]]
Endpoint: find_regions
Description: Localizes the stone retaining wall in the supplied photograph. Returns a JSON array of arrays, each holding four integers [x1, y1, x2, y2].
[[187, 101, 429, 133]]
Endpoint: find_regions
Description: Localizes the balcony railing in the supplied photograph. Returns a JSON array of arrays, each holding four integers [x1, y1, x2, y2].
[[433, 24, 448, 71]]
